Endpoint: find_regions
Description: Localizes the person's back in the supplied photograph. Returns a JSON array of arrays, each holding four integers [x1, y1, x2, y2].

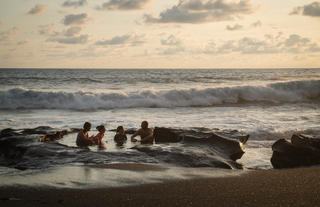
[[114, 126, 127, 146], [76, 130, 89, 146], [76, 122, 93, 147]]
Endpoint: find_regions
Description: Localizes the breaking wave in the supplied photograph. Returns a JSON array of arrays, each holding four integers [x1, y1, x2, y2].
[[0, 80, 319, 110]]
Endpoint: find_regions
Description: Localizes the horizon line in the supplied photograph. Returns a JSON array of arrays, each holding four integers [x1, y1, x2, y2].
[[1, 67, 320, 70]]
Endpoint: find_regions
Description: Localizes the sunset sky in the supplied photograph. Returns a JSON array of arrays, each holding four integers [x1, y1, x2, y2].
[[0, 0, 319, 68]]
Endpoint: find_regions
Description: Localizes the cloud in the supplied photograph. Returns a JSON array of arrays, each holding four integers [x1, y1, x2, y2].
[[40, 24, 86, 44], [95, 33, 146, 46], [203, 33, 320, 55], [284, 34, 310, 47], [0, 27, 19, 42], [158, 34, 185, 55], [290, 1, 320, 17], [39, 24, 82, 38], [64, 27, 82, 37], [62, 0, 87, 8], [161, 35, 182, 46], [77, 46, 108, 57], [144, 0, 256, 24], [63, 13, 90, 26], [160, 46, 185, 55], [212, 38, 270, 54], [38, 24, 57, 36], [96, 34, 130, 45], [251, 20, 261, 27], [282, 34, 319, 53], [155, 33, 316, 57], [47, 34, 89, 44], [27, 4, 48, 16], [226, 23, 243, 31], [97, 0, 152, 10], [308, 43, 320, 52], [17, 40, 30, 45]]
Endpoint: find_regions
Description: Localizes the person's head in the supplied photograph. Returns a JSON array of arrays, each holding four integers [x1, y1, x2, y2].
[[83, 122, 91, 132], [141, 121, 148, 129], [96, 125, 106, 133], [116, 126, 125, 134]]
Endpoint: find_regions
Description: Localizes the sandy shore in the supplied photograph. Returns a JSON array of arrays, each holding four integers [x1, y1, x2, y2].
[[1, 166, 320, 207]]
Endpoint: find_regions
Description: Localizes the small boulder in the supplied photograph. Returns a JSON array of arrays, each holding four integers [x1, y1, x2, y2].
[[271, 134, 320, 169]]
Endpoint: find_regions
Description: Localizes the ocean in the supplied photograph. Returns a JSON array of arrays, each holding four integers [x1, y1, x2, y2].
[[0, 68, 319, 188]]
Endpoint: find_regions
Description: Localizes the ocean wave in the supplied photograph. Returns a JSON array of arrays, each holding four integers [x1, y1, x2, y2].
[[248, 127, 320, 141], [0, 80, 319, 110]]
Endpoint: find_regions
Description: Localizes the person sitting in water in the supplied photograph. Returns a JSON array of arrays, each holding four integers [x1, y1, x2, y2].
[[76, 122, 94, 147], [90, 125, 106, 145], [131, 121, 154, 144], [114, 126, 127, 146]]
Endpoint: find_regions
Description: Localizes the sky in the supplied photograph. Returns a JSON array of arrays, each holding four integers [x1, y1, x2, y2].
[[0, 0, 319, 68]]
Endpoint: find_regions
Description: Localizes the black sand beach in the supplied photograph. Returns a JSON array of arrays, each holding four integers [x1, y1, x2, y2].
[[1, 166, 320, 207]]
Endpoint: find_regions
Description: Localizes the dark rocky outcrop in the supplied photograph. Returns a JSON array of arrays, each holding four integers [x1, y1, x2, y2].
[[39, 130, 68, 142], [22, 126, 55, 135], [153, 127, 249, 161], [0, 128, 20, 138], [0, 126, 249, 170], [271, 134, 320, 169], [153, 127, 183, 143], [0, 126, 72, 143], [0, 127, 79, 170]]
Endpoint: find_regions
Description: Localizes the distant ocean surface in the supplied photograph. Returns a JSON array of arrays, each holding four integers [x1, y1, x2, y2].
[[0, 68, 319, 181]]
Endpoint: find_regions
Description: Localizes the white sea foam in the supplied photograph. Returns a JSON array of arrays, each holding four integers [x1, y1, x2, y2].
[[0, 80, 319, 110]]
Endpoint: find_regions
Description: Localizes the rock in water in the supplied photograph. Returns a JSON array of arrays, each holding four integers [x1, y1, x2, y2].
[[153, 127, 183, 143], [39, 130, 68, 142], [271, 134, 320, 169], [0, 128, 20, 138], [153, 127, 249, 161], [0, 126, 249, 170]]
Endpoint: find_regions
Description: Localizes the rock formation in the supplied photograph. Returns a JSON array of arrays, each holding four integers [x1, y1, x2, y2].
[[153, 127, 249, 161], [271, 134, 320, 168]]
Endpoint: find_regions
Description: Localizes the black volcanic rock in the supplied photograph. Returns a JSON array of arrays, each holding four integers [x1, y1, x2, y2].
[[39, 130, 68, 142], [0, 128, 20, 138], [0, 126, 249, 170], [22, 126, 54, 135], [271, 134, 320, 169], [0, 127, 71, 143], [153, 127, 183, 143], [153, 127, 249, 161]]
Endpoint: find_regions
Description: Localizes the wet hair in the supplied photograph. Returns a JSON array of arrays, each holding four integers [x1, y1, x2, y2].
[[83, 122, 91, 130], [116, 126, 124, 133], [141, 121, 148, 127], [96, 125, 106, 133]]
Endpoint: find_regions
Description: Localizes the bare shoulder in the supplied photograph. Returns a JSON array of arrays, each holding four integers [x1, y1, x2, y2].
[[77, 131, 84, 137]]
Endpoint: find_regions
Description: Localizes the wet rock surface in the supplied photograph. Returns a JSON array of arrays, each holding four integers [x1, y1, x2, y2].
[[0, 126, 249, 170], [133, 127, 249, 169], [153, 127, 249, 161], [271, 134, 320, 168]]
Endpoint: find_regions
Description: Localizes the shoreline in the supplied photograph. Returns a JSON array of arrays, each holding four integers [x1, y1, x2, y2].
[[1, 166, 320, 206], [0, 163, 244, 189]]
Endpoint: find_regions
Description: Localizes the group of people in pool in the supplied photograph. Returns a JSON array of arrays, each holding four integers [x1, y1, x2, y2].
[[76, 121, 154, 147]]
